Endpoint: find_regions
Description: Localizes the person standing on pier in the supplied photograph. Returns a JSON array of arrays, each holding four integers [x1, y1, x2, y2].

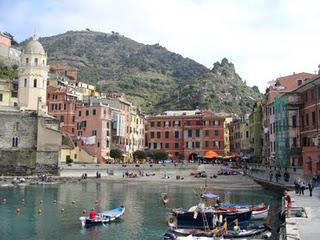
[[308, 181, 313, 197]]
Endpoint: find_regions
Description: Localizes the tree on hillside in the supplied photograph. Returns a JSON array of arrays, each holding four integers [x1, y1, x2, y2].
[[110, 148, 122, 161], [133, 150, 146, 162]]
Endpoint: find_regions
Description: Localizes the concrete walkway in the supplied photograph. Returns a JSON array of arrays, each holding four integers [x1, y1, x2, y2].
[[286, 187, 320, 240]]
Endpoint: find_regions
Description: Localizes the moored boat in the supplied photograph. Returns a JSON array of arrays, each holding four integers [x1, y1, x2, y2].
[[169, 207, 252, 229], [164, 224, 272, 239], [79, 206, 125, 227]]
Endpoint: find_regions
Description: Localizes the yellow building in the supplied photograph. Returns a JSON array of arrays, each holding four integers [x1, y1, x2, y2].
[[128, 107, 145, 162], [224, 117, 233, 156], [0, 79, 12, 107]]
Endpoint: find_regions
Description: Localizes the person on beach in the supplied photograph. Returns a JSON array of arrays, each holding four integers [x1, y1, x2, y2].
[[308, 181, 313, 197]]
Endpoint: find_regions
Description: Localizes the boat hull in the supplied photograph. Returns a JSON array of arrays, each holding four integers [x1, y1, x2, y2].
[[164, 225, 272, 239]]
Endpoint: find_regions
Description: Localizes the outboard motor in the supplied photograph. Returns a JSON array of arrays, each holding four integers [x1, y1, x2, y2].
[[79, 216, 86, 227]]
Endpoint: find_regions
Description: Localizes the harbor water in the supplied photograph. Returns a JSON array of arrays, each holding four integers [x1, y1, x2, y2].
[[0, 181, 282, 240]]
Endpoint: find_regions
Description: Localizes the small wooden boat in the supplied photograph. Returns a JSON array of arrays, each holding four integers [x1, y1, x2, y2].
[[164, 224, 272, 239], [79, 207, 125, 227]]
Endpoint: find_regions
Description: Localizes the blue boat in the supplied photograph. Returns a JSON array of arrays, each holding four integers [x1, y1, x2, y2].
[[79, 207, 125, 227]]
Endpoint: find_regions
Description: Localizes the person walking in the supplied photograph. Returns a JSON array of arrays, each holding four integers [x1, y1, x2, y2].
[[308, 181, 313, 197]]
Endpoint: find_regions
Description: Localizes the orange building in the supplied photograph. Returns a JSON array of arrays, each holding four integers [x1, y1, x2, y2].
[[146, 110, 225, 160]]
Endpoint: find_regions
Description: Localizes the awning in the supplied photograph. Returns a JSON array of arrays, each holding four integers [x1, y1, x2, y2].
[[204, 150, 218, 159]]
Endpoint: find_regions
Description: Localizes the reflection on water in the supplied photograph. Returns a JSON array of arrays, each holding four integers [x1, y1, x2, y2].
[[0, 181, 281, 240]]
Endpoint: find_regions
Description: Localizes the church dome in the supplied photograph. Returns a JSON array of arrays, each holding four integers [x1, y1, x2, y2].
[[23, 39, 45, 55]]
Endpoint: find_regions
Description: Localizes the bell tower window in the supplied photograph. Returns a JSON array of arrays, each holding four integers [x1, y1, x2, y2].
[[34, 58, 38, 66], [26, 58, 29, 64], [24, 79, 27, 87], [33, 79, 37, 88]]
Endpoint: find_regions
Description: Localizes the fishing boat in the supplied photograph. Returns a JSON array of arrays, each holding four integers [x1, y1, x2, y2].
[[163, 224, 272, 239], [217, 203, 269, 220], [79, 206, 125, 227], [169, 207, 252, 229]]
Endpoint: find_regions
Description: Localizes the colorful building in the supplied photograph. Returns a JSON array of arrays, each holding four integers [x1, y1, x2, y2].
[[47, 85, 78, 136], [223, 116, 233, 156], [146, 110, 225, 160], [294, 76, 320, 175], [249, 102, 263, 162], [75, 102, 112, 163], [229, 115, 250, 155], [263, 72, 315, 166]]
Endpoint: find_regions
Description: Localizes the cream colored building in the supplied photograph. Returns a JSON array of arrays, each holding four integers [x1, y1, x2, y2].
[[224, 117, 233, 156], [128, 107, 145, 162], [18, 37, 48, 112]]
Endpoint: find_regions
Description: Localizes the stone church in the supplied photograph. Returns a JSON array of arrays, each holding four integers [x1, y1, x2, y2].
[[0, 37, 62, 175]]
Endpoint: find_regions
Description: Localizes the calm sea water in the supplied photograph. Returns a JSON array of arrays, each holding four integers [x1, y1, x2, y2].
[[0, 181, 282, 240]]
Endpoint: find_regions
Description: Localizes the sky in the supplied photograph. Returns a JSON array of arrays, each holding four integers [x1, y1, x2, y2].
[[1, 0, 320, 92]]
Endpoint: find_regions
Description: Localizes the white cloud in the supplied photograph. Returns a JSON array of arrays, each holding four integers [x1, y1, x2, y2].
[[2, 0, 320, 91]]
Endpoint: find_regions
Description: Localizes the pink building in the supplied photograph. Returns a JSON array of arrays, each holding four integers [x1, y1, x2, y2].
[[76, 103, 112, 162]]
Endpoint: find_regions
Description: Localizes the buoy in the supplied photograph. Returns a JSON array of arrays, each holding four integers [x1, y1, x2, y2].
[[53, 200, 57, 204], [16, 208, 21, 214], [40, 200, 43, 204], [82, 209, 87, 214], [21, 198, 25, 202], [60, 208, 65, 213], [72, 201, 76, 204], [2, 198, 6, 203], [38, 208, 42, 214], [95, 200, 98, 204]]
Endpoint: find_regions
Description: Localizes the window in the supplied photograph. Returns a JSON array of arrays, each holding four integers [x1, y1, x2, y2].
[[60, 116, 64, 122], [246, 131, 249, 138], [93, 109, 96, 115], [34, 58, 38, 66], [297, 79, 303, 86], [74, 154, 77, 159], [86, 110, 89, 116], [150, 122, 155, 127], [174, 143, 179, 149], [213, 141, 219, 148], [12, 136, 19, 147], [92, 130, 97, 136], [72, 116, 75, 123], [165, 131, 169, 138], [312, 111, 316, 127], [157, 132, 161, 138], [26, 58, 29, 64], [196, 129, 200, 137], [205, 130, 209, 137], [188, 129, 192, 138], [78, 111, 81, 117], [150, 132, 154, 138], [214, 130, 219, 136], [205, 141, 209, 147], [97, 142, 100, 148], [306, 113, 309, 126], [195, 141, 200, 148], [292, 115, 297, 128], [153, 143, 157, 149], [33, 79, 37, 88], [0, 93, 2, 102], [24, 79, 27, 87], [165, 143, 169, 149], [174, 131, 179, 138], [157, 121, 161, 127]]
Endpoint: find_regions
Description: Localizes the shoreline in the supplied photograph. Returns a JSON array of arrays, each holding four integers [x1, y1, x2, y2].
[[0, 174, 263, 190]]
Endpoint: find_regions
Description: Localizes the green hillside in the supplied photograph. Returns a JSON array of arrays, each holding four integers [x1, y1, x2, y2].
[[22, 30, 261, 114]]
